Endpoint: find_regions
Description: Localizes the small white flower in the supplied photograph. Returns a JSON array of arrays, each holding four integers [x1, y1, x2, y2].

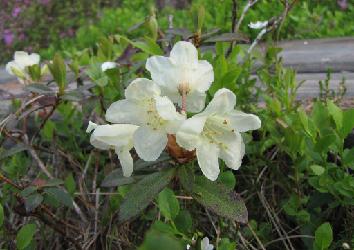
[[101, 61, 117, 72], [6, 51, 40, 83], [248, 21, 268, 29], [176, 88, 261, 181], [105, 78, 185, 161], [146, 41, 214, 112], [87, 122, 138, 177], [201, 237, 214, 250], [342, 242, 350, 249], [186, 244, 191, 250]]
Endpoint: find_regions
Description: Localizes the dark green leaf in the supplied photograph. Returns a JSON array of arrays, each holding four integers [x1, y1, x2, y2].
[[138, 228, 183, 250], [25, 84, 55, 95], [16, 223, 37, 250], [21, 186, 37, 197], [44, 187, 73, 208], [180, 171, 248, 224], [174, 210, 193, 233], [119, 168, 175, 222], [0, 144, 28, 161], [24, 194, 43, 212], [157, 188, 180, 220], [43, 178, 64, 187], [101, 169, 135, 187]]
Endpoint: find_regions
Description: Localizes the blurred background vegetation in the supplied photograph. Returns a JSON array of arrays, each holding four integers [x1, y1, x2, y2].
[[1, 0, 353, 63]]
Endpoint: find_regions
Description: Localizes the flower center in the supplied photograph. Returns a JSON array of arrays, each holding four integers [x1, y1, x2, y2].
[[144, 98, 167, 130], [201, 116, 234, 149]]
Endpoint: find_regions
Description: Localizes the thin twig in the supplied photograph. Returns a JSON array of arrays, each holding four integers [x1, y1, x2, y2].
[[247, 223, 266, 250]]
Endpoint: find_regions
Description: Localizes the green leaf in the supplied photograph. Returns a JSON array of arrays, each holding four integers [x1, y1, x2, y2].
[[119, 169, 175, 222], [119, 36, 163, 55], [138, 228, 183, 250], [221, 68, 242, 91], [101, 169, 135, 187], [43, 178, 64, 187], [341, 108, 354, 138], [314, 222, 333, 250], [24, 194, 43, 212], [64, 174, 76, 195], [218, 238, 237, 250], [48, 53, 67, 93], [157, 188, 180, 220], [16, 223, 37, 250], [0, 144, 28, 161], [20, 186, 37, 197], [174, 210, 193, 233], [218, 171, 236, 190], [327, 100, 343, 129], [197, 5, 205, 31], [24, 84, 55, 95], [0, 204, 4, 227], [181, 173, 248, 224], [310, 165, 325, 176], [42, 120, 55, 140], [44, 187, 73, 208]]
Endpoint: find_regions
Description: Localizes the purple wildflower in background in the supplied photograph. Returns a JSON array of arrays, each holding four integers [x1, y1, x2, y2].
[[12, 7, 21, 17], [40, 0, 51, 5], [337, 0, 348, 10], [3, 29, 14, 46]]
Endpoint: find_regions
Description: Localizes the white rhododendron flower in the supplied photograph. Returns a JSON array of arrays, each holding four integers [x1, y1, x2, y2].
[[106, 78, 185, 161], [146, 41, 214, 112], [248, 21, 268, 29], [176, 88, 261, 181], [86, 122, 138, 177], [101, 61, 117, 72], [201, 237, 214, 250], [6, 51, 41, 84]]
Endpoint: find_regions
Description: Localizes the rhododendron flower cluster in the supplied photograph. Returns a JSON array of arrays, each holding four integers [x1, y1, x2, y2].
[[87, 41, 261, 181]]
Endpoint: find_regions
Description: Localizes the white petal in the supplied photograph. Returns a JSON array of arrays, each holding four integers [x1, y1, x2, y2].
[[185, 91, 207, 113], [125, 78, 160, 101], [90, 124, 138, 150], [5, 61, 22, 75], [176, 116, 207, 151], [228, 110, 261, 132], [146, 56, 180, 92], [190, 60, 214, 92], [14, 51, 39, 67], [86, 121, 98, 133], [203, 88, 236, 115], [196, 141, 220, 181], [170, 41, 198, 67], [133, 126, 167, 161], [101, 61, 117, 72], [248, 21, 268, 29], [28, 53, 40, 65], [219, 132, 245, 170], [105, 99, 143, 125], [201, 237, 214, 250], [115, 146, 134, 177], [154, 96, 184, 121]]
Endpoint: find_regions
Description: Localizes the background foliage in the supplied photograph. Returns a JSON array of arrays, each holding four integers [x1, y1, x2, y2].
[[0, 0, 353, 249]]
